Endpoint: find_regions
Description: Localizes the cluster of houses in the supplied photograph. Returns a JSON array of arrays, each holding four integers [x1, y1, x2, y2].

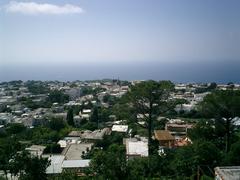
[[1, 80, 240, 178], [21, 128, 110, 175], [0, 80, 130, 127], [173, 83, 240, 113], [1, 81, 240, 127], [15, 117, 193, 177]]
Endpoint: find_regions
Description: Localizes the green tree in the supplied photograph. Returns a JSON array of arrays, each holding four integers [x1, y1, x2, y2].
[[47, 90, 69, 104], [48, 171, 80, 180], [26, 81, 49, 95], [67, 108, 74, 126], [103, 94, 118, 106], [81, 122, 98, 131], [81, 87, 92, 95], [199, 90, 240, 152], [95, 132, 124, 150], [172, 141, 221, 178], [127, 157, 149, 178], [27, 127, 60, 144], [0, 136, 21, 178], [226, 140, 240, 165], [208, 82, 217, 90], [48, 117, 66, 131], [153, 118, 169, 130], [90, 106, 99, 124], [9, 151, 50, 180], [227, 82, 235, 89], [126, 155, 172, 178], [89, 144, 127, 179], [127, 80, 174, 155], [44, 143, 62, 154], [188, 119, 216, 141], [6, 123, 26, 135], [188, 119, 226, 149]]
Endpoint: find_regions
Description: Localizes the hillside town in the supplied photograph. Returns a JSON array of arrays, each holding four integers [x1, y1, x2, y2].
[[0, 80, 240, 179], [1, 0, 240, 179]]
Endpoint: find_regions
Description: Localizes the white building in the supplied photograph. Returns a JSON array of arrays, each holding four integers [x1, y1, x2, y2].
[[126, 137, 148, 159], [45, 155, 65, 174], [112, 125, 128, 133], [79, 109, 92, 121], [62, 159, 90, 170], [45, 155, 91, 175], [215, 166, 240, 180], [25, 145, 46, 157]]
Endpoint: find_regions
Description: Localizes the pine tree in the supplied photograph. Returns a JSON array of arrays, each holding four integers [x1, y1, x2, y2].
[[67, 108, 74, 126]]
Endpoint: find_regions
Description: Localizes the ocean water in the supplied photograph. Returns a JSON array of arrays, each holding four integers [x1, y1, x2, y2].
[[0, 60, 239, 83]]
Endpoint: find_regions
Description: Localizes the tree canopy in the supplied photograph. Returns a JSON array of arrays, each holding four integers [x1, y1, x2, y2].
[[127, 80, 174, 154], [199, 90, 240, 152], [9, 151, 50, 180]]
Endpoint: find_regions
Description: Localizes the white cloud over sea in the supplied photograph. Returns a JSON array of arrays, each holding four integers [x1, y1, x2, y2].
[[4, 1, 84, 15]]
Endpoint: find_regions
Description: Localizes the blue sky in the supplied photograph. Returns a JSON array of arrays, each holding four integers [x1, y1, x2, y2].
[[0, 0, 240, 82]]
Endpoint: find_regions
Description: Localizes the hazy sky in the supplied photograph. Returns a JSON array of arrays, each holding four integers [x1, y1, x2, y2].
[[0, 0, 240, 82]]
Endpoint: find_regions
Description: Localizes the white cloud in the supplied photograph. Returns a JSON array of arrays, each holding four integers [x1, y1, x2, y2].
[[5, 1, 84, 15]]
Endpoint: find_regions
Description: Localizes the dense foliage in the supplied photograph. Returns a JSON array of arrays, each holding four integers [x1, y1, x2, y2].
[[87, 88, 240, 179]]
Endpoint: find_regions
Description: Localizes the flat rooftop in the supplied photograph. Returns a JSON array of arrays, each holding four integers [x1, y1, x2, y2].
[[112, 125, 128, 132], [62, 159, 91, 168], [44, 155, 65, 174], [126, 138, 148, 157], [215, 166, 240, 180], [68, 128, 110, 140], [63, 143, 93, 160]]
